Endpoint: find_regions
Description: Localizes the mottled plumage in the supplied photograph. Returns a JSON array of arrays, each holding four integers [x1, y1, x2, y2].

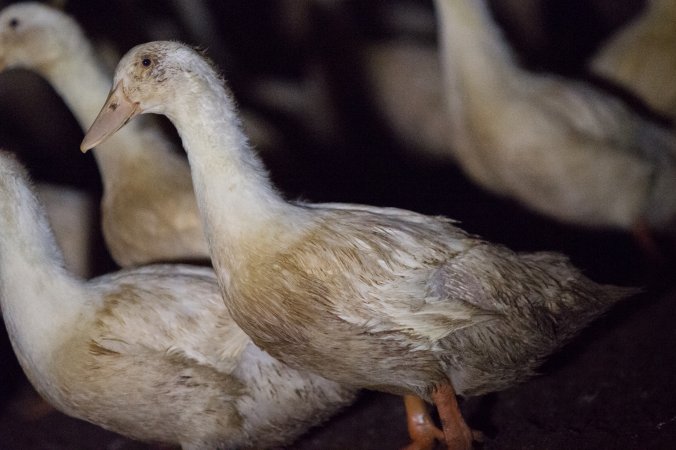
[[224, 205, 632, 398], [82, 40, 636, 449], [0, 150, 356, 449]]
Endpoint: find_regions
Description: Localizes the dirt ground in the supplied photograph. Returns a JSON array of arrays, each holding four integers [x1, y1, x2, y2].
[[1, 0, 674, 449]]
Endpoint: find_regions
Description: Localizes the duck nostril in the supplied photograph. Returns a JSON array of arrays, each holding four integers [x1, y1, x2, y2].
[[9, 18, 19, 29]]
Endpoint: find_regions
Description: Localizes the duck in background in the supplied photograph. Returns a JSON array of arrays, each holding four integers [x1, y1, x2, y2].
[[589, 0, 676, 119], [0, 148, 356, 449], [82, 40, 637, 450], [433, 0, 676, 253], [0, 2, 209, 267]]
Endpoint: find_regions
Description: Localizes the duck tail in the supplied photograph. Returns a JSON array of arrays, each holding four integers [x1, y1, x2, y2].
[[527, 252, 641, 340]]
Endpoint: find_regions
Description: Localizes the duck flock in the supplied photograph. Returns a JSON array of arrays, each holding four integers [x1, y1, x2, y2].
[[0, 1, 674, 449]]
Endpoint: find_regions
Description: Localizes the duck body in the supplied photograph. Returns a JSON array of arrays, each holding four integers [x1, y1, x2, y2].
[[0, 150, 355, 449], [82, 41, 635, 449], [434, 0, 676, 232], [0, 2, 209, 267], [219, 203, 631, 399], [43, 265, 354, 449]]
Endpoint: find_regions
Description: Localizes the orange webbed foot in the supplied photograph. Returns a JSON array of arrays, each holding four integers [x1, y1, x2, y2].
[[431, 384, 478, 450], [401, 394, 445, 450]]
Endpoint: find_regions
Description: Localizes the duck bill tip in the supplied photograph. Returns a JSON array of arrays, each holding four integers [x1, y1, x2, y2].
[[80, 82, 139, 153]]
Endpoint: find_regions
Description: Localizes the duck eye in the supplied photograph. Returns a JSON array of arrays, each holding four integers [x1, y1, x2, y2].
[[8, 18, 19, 29], [142, 58, 152, 67]]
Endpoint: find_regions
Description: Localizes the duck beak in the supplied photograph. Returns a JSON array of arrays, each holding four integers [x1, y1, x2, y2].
[[80, 81, 139, 152]]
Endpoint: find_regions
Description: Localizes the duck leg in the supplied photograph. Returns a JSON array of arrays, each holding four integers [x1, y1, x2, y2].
[[402, 394, 445, 450], [431, 384, 475, 450]]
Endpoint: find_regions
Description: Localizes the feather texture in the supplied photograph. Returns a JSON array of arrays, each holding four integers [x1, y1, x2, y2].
[[82, 40, 636, 409], [0, 149, 356, 449]]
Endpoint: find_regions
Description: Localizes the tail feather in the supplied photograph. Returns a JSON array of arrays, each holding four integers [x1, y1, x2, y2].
[[522, 251, 640, 341]]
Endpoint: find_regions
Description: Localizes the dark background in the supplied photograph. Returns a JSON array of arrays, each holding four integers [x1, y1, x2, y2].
[[1, 0, 675, 449]]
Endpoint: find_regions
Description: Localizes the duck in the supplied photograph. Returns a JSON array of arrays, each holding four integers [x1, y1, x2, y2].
[[81, 40, 637, 450], [589, 0, 676, 119], [432, 0, 676, 248], [0, 148, 356, 449], [0, 2, 208, 267], [2, 181, 95, 421]]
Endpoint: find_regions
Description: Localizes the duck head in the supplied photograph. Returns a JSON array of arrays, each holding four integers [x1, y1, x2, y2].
[[0, 2, 84, 73], [81, 41, 213, 152]]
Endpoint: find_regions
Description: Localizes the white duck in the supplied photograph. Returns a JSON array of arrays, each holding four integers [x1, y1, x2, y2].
[[433, 0, 676, 246], [81, 41, 636, 450], [590, 0, 676, 119], [3, 180, 94, 421], [0, 2, 208, 267], [0, 148, 356, 449]]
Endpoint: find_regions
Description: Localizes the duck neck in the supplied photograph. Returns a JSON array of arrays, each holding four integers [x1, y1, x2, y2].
[[42, 44, 110, 131], [42, 45, 147, 185], [0, 170, 86, 371], [168, 77, 302, 270], [435, 0, 524, 111]]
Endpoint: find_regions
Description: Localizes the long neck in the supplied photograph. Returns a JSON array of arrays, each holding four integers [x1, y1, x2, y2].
[[0, 172, 86, 373], [435, 0, 524, 111], [41, 45, 156, 186], [43, 44, 111, 131], [167, 76, 306, 272]]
